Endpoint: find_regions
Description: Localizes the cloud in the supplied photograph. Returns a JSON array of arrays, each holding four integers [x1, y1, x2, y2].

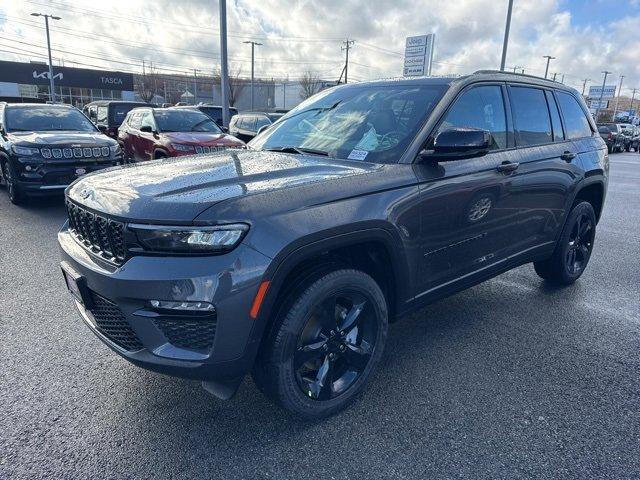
[[0, 0, 638, 94]]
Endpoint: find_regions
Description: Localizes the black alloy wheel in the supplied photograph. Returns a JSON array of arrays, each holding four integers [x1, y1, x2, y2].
[[534, 201, 596, 285], [252, 269, 388, 419], [564, 211, 594, 276], [294, 291, 377, 400], [2, 162, 23, 205]]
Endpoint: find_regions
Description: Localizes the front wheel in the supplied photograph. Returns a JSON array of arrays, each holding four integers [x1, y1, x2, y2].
[[2, 161, 25, 205], [534, 201, 596, 285], [252, 269, 388, 419]]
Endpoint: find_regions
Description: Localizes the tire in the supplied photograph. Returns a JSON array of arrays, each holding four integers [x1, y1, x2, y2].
[[252, 269, 388, 420], [534, 201, 596, 285], [153, 151, 167, 160], [2, 161, 25, 205]]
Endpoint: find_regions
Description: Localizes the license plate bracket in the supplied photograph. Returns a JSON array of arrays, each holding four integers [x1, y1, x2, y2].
[[61, 261, 92, 308]]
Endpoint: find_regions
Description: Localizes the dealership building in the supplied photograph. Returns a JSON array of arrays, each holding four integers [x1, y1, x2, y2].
[[0, 60, 135, 106]]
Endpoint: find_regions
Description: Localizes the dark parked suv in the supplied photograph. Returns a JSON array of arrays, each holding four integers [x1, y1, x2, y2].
[[229, 112, 283, 142], [83, 100, 148, 140], [59, 71, 608, 419], [0, 103, 122, 204]]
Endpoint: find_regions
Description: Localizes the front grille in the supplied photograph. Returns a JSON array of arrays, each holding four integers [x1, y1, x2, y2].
[[153, 315, 217, 351], [88, 291, 143, 352], [66, 201, 126, 264], [41, 146, 110, 159], [195, 146, 227, 154]]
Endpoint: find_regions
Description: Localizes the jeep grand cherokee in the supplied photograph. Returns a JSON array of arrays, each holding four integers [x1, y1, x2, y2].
[[58, 71, 608, 419]]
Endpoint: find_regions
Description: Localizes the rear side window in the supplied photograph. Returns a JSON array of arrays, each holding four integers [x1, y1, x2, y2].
[[96, 106, 108, 125], [510, 87, 552, 146], [556, 92, 592, 139], [545, 91, 565, 141], [438, 85, 507, 150]]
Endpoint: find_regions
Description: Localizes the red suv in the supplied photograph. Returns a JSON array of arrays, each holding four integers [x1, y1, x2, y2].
[[118, 107, 244, 162]]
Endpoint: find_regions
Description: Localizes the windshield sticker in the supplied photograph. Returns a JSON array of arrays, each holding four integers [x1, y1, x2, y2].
[[348, 149, 369, 161]]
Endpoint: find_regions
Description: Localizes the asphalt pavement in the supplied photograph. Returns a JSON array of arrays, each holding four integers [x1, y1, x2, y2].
[[1, 152, 639, 479]]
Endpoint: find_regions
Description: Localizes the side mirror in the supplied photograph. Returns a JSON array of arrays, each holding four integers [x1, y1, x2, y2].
[[140, 125, 154, 134], [421, 128, 492, 161]]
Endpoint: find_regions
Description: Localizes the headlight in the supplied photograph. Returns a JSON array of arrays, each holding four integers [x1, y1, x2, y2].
[[172, 143, 195, 152], [130, 223, 248, 253], [12, 145, 40, 156]]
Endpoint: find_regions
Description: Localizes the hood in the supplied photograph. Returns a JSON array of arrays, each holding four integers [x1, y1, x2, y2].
[[162, 131, 243, 145], [67, 149, 374, 223], [8, 131, 116, 146]]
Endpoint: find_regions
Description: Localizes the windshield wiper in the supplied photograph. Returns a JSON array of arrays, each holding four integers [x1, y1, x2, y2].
[[280, 101, 342, 122], [263, 146, 329, 156]]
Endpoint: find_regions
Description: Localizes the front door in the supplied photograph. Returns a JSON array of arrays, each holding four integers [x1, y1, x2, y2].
[[413, 83, 523, 296], [137, 111, 157, 161]]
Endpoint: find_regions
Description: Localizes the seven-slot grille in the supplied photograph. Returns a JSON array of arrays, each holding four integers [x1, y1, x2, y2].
[[195, 145, 227, 154], [66, 201, 126, 264], [41, 146, 110, 159]]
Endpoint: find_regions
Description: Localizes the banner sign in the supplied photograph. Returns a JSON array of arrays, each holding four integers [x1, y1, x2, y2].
[[0, 60, 134, 91], [588, 85, 616, 99]]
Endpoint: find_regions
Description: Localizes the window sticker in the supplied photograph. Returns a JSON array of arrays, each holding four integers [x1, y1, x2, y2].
[[347, 149, 369, 161]]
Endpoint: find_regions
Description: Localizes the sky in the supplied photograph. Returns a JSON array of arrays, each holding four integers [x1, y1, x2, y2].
[[0, 0, 639, 96]]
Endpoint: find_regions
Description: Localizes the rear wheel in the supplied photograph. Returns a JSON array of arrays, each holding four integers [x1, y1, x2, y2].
[[2, 161, 25, 205], [534, 201, 596, 285], [252, 269, 388, 419]]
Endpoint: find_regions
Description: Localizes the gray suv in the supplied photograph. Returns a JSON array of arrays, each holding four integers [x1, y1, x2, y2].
[[59, 71, 608, 419]]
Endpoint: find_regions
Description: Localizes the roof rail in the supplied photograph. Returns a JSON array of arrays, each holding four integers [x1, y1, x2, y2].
[[473, 69, 557, 83]]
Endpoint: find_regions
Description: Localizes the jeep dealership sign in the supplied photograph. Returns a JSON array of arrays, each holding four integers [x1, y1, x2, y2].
[[0, 60, 134, 91]]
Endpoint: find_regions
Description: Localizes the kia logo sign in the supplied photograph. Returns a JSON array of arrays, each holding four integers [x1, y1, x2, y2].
[[33, 70, 63, 80]]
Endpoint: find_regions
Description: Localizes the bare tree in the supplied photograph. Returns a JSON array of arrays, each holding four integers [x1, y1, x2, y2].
[[227, 66, 246, 107], [135, 63, 157, 103], [300, 70, 322, 100]]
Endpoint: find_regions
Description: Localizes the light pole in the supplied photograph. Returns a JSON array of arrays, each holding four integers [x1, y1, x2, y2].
[[612, 75, 624, 121], [581, 78, 590, 96], [31, 12, 61, 103], [219, 0, 230, 128], [243, 41, 262, 111], [543, 55, 555, 79], [193, 68, 201, 105], [596, 71, 611, 122], [500, 0, 514, 71]]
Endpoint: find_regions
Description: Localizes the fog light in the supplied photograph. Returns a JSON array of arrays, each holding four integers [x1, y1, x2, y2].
[[149, 300, 215, 312]]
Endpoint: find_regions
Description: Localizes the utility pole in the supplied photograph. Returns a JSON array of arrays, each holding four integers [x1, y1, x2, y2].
[[596, 71, 611, 122], [30, 12, 61, 103], [581, 78, 590, 96], [499, 0, 514, 71], [612, 75, 624, 121], [243, 41, 263, 111], [543, 55, 555, 79], [219, 0, 230, 128], [342, 39, 355, 84], [560, 74, 565, 84], [630, 88, 638, 115], [552, 72, 557, 82]]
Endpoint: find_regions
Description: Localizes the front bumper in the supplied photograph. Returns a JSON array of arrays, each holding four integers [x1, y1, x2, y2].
[[17, 159, 121, 194], [58, 225, 272, 381]]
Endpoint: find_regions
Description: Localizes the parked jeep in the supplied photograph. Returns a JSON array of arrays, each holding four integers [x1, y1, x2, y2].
[[0, 102, 122, 205], [59, 71, 608, 419]]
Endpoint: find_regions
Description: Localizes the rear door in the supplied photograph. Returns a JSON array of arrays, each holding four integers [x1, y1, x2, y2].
[[501, 84, 582, 253]]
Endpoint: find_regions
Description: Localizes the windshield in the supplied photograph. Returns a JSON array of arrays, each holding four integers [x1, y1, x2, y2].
[[5, 106, 97, 132], [111, 104, 141, 126], [154, 109, 223, 133], [250, 83, 446, 163]]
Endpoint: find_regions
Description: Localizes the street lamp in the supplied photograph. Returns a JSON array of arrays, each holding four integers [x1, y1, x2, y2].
[[243, 41, 262, 111], [31, 12, 61, 103], [543, 55, 555, 79], [499, 0, 514, 71]]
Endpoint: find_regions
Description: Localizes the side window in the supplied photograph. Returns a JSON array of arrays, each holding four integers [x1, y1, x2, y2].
[[438, 85, 507, 150], [140, 111, 155, 130], [545, 91, 565, 141], [129, 112, 142, 130], [96, 106, 108, 124], [246, 116, 257, 132], [255, 115, 271, 130], [510, 87, 552, 146], [556, 92, 592, 139]]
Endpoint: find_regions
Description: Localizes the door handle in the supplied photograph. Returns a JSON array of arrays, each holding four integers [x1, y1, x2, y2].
[[496, 161, 519, 173], [561, 151, 577, 162]]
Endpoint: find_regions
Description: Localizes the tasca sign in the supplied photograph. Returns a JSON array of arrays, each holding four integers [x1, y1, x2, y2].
[[0, 60, 134, 91], [588, 85, 616, 99], [403, 34, 435, 77]]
